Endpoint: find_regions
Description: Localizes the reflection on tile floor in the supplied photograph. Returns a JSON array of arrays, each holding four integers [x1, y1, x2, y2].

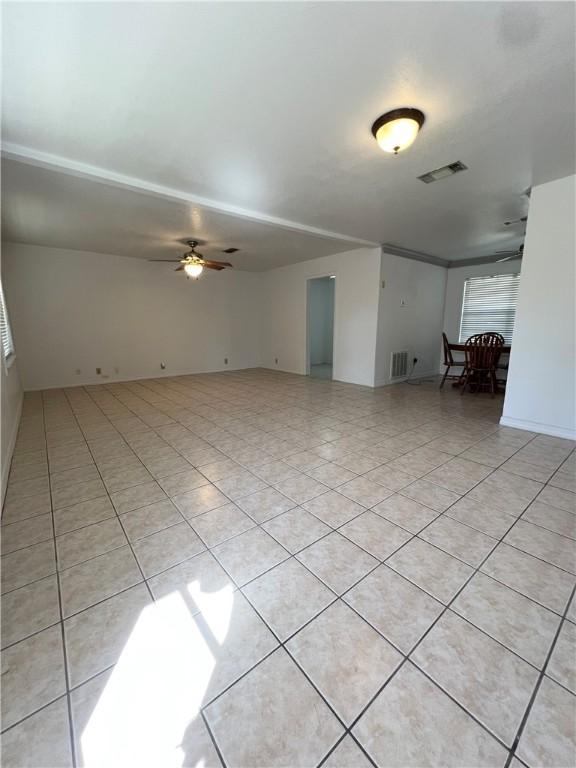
[[1, 368, 575, 767]]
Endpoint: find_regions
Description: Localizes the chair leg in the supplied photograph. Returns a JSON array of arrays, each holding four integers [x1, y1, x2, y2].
[[490, 370, 497, 398], [440, 366, 450, 389], [460, 369, 470, 395]]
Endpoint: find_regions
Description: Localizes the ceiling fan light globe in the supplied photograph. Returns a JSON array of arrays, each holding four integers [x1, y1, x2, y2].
[[184, 262, 203, 278], [375, 117, 421, 153]]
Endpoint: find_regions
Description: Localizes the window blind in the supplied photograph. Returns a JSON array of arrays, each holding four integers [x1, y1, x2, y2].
[[0, 281, 15, 362], [459, 273, 520, 345]]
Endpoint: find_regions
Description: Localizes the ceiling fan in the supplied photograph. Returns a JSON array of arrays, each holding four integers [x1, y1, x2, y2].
[[149, 240, 233, 279], [495, 243, 524, 262]]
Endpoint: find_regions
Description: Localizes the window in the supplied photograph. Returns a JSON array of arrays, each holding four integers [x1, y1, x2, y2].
[[0, 280, 16, 365], [459, 273, 520, 345]]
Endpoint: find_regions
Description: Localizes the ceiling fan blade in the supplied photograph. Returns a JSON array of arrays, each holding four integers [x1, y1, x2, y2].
[[149, 259, 183, 262], [202, 259, 233, 268], [203, 263, 226, 271], [174, 265, 184, 271], [494, 250, 517, 254]]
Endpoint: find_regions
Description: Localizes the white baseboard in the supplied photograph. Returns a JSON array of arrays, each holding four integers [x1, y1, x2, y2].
[[1, 390, 23, 506], [499, 415, 576, 441], [374, 370, 440, 388]]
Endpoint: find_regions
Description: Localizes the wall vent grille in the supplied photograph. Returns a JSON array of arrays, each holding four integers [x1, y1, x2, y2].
[[390, 351, 408, 379]]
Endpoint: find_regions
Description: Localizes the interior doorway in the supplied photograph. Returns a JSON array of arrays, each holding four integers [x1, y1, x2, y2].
[[307, 276, 335, 380]]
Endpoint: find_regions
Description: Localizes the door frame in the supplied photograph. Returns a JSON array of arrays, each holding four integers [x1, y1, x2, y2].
[[305, 274, 336, 377]]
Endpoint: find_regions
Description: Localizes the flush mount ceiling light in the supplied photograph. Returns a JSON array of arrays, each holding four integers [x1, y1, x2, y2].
[[371, 108, 425, 155]]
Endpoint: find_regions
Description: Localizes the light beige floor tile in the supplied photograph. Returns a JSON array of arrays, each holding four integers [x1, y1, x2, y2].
[[547, 619, 576, 693], [340, 511, 411, 560], [522, 499, 576, 540], [120, 499, 184, 541], [550, 468, 576, 493], [400, 479, 460, 512], [5, 475, 50, 502], [52, 478, 107, 510], [1, 539, 56, 594], [538, 485, 576, 513], [0, 697, 73, 768], [213, 470, 268, 501], [274, 474, 330, 504], [372, 494, 438, 533], [132, 521, 205, 577], [71, 666, 222, 767], [297, 532, 378, 595], [445, 496, 516, 538], [172, 484, 230, 519], [262, 507, 331, 553], [387, 537, 474, 603], [306, 462, 358, 489], [284, 450, 328, 472], [147, 549, 234, 606], [338, 476, 393, 508], [287, 600, 402, 724], [504, 520, 576, 574], [252, 460, 300, 484], [191, 502, 255, 548], [481, 542, 576, 614], [110, 480, 167, 514], [243, 558, 334, 640], [419, 516, 497, 566], [60, 545, 143, 617], [413, 611, 539, 745], [236, 486, 296, 523], [302, 490, 365, 528], [468, 470, 543, 515], [101, 463, 154, 493], [205, 649, 342, 767], [452, 572, 561, 667], [332, 453, 383, 474], [516, 677, 576, 768], [362, 465, 417, 492], [157, 468, 208, 496], [198, 458, 244, 482], [50, 463, 99, 490], [212, 527, 289, 586], [1, 491, 52, 524], [1, 625, 66, 729], [322, 736, 373, 768], [353, 662, 508, 768], [56, 517, 127, 570], [53, 495, 115, 535], [9, 460, 48, 484], [199, 591, 279, 702], [345, 565, 443, 652], [1, 513, 53, 555], [1, 575, 60, 649], [64, 582, 152, 687]]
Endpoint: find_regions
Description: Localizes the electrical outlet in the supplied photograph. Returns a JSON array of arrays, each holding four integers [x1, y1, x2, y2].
[[275, 358, 279, 364], [160, 362, 166, 370], [114, 366, 119, 374], [400, 299, 407, 307], [224, 357, 228, 365], [96, 367, 101, 375]]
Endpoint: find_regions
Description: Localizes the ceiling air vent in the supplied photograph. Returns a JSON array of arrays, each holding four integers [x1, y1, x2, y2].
[[418, 161, 468, 184], [222, 247, 239, 254]]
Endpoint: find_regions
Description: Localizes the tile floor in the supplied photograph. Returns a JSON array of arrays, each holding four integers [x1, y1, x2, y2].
[[1, 369, 575, 767]]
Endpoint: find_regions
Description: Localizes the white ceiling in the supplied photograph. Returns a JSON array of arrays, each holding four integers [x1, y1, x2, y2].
[[2, 1, 575, 266]]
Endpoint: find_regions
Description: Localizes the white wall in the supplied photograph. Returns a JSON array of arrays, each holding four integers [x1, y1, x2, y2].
[[308, 277, 334, 365], [2, 243, 263, 390], [375, 252, 447, 386], [1, 251, 24, 500], [502, 174, 576, 439], [261, 247, 381, 386]]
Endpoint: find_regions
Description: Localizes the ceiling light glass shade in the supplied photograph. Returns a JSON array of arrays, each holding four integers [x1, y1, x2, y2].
[[371, 108, 425, 155], [184, 262, 203, 278]]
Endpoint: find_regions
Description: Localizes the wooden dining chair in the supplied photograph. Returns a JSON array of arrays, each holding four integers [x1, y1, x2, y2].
[[460, 332, 505, 397], [440, 332, 463, 389]]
